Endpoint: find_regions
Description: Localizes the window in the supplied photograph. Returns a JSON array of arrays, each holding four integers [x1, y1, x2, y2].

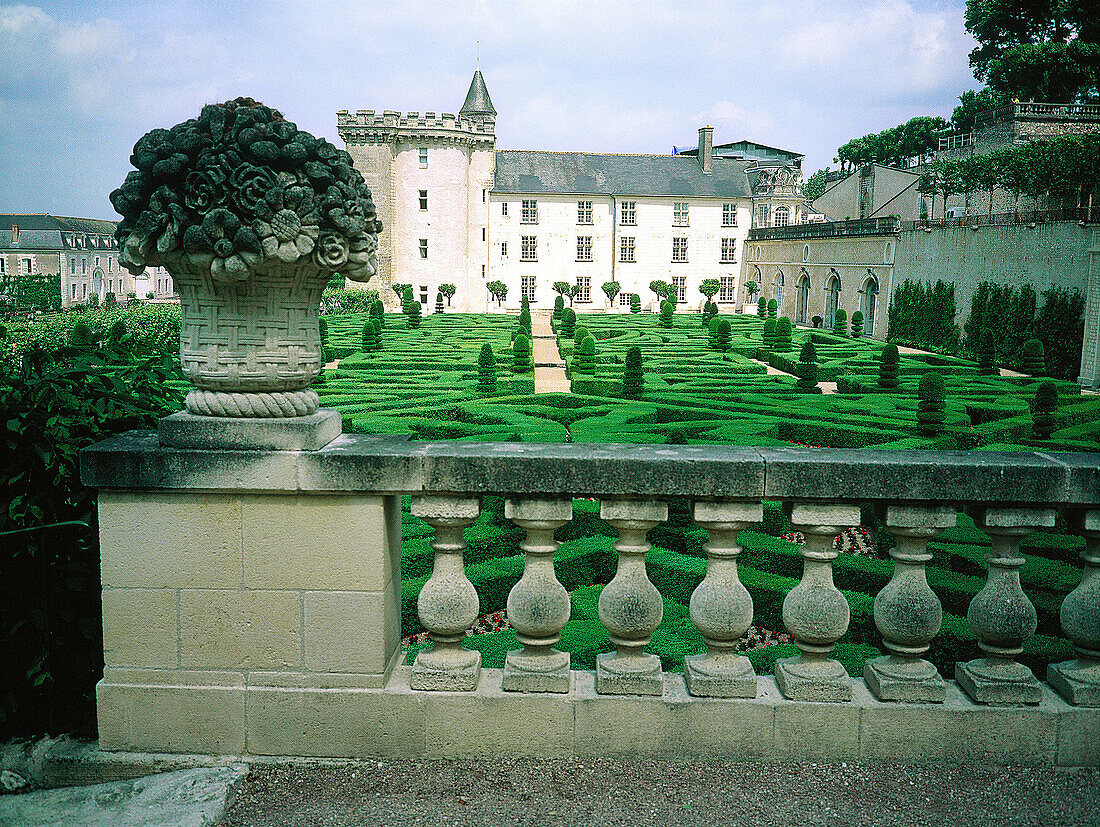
[[107, 279, 113, 294], [521, 235, 537, 261], [482, 189, 486, 203], [419, 239, 428, 259], [721, 238, 737, 263], [481, 264, 485, 278], [755, 204, 770, 227], [82, 259, 86, 274], [521, 276, 536, 301], [618, 292, 631, 306], [774, 206, 790, 227], [672, 276, 686, 303], [418, 147, 427, 168], [718, 276, 736, 302], [575, 276, 591, 303], [419, 190, 428, 210], [620, 201, 636, 225], [803, 245, 810, 262], [577, 200, 593, 224], [71, 284, 77, 299], [722, 203, 737, 226], [673, 202, 689, 226], [576, 236, 592, 261], [69, 258, 75, 272], [619, 236, 635, 263], [95, 256, 101, 268], [482, 227, 486, 241], [420, 287, 428, 305], [0, 258, 4, 274], [521, 199, 538, 224], [108, 258, 114, 272], [21, 258, 32, 274], [501, 202, 509, 217], [500, 241, 508, 258], [672, 237, 688, 262], [82, 283, 87, 298]]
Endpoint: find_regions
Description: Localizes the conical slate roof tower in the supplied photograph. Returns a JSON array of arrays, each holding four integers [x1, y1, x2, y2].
[[460, 69, 496, 117]]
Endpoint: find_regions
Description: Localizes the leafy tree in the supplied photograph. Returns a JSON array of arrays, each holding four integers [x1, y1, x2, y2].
[[650, 280, 674, 302], [850, 310, 865, 339], [567, 283, 582, 306], [835, 116, 950, 168], [715, 319, 732, 352], [797, 342, 819, 392], [916, 371, 947, 436], [103, 292, 117, 308], [978, 330, 997, 375], [744, 281, 759, 301], [1032, 381, 1058, 439], [812, 315, 823, 329], [951, 88, 1010, 133], [658, 299, 674, 327], [487, 280, 508, 307], [699, 279, 720, 301], [879, 343, 900, 388], [392, 283, 411, 301], [803, 168, 830, 201], [1020, 338, 1046, 375], [833, 308, 848, 337], [602, 281, 621, 306], [439, 283, 456, 306], [553, 281, 572, 303], [622, 346, 644, 397], [775, 317, 793, 351], [511, 333, 532, 374], [629, 293, 642, 313], [1034, 286, 1085, 380], [476, 343, 496, 393]]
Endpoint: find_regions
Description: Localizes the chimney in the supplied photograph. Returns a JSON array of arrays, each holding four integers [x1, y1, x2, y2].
[[698, 126, 713, 173], [11, 224, 18, 244]]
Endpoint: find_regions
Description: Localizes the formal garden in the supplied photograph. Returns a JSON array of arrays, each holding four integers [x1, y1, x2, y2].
[[3, 285, 1096, 739]]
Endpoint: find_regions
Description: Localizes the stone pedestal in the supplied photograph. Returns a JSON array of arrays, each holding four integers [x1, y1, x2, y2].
[[1047, 510, 1100, 706], [596, 500, 668, 696], [158, 409, 341, 451]]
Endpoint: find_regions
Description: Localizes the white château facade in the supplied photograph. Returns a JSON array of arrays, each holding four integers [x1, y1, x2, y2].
[[337, 71, 808, 312]]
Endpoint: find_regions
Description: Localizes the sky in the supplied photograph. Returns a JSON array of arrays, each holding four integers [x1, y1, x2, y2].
[[0, 0, 980, 220]]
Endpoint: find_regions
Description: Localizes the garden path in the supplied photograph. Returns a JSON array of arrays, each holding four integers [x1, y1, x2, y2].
[[532, 311, 570, 393]]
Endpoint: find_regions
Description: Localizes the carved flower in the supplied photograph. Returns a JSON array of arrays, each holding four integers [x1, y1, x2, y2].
[[183, 165, 228, 213], [312, 233, 349, 270], [228, 164, 277, 218], [344, 232, 378, 282]]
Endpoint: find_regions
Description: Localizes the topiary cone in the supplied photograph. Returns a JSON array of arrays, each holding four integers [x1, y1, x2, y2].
[[916, 370, 946, 436], [1033, 381, 1057, 439], [623, 345, 644, 397], [797, 341, 818, 391], [879, 343, 900, 388]]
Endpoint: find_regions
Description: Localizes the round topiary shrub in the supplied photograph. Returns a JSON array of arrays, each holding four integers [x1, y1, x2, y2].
[[833, 308, 848, 337], [774, 317, 793, 352], [108, 319, 129, 347], [553, 295, 564, 320], [361, 318, 379, 352], [561, 307, 576, 337], [573, 324, 590, 348], [512, 333, 532, 373], [1033, 381, 1057, 439], [572, 335, 596, 375], [1020, 338, 1045, 375], [811, 314, 822, 329], [762, 317, 777, 349], [767, 298, 777, 318], [69, 322, 97, 351], [851, 310, 864, 338], [716, 319, 732, 352], [917, 371, 946, 436], [659, 300, 674, 327], [757, 296, 767, 316], [797, 341, 818, 392], [477, 342, 497, 393], [622, 345, 644, 397], [104, 291, 118, 308], [708, 315, 721, 348], [977, 330, 996, 375], [405, 295, 421, 328], [629, 293, 641, 313], [878, 343, 900, 388]]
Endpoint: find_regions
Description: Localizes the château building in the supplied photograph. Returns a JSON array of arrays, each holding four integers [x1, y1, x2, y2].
[[337, 70, 811, 312]]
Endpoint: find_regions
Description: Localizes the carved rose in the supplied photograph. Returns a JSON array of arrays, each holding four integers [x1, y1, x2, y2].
[[228, 164, 277, 217], [312, 233, 349, 270], [183, 166, 227, 212]]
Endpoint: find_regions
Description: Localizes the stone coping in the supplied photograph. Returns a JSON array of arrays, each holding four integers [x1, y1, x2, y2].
[[80, 428, 1100, 505]]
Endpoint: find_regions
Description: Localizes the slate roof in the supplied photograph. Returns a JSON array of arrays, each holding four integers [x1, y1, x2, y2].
[[460, 70, 496, 117], [1, 214, 118, 251], [493, 151, 753, 198]]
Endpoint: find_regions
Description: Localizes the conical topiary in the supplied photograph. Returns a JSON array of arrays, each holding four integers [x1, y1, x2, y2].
[[406, 295, 421, 328], [1020, 338, 1045, 375], [561, 307, 576, 337], [361, 318, 380, 352], [435, 291, 444, 314], [757, 296, 767, 316], [572, 335, 596, 375], [833, 308, 847, 337], [372, 299, 385, 329], [630, 293, 641, 313], [715, 319, 732, 352], [878, 343, 900, 388], [977, 330, 996, 375], [775, 317, 793, 352], [623, 345, 644, 397], [762, 317, 777, 349], [708, 316, 721, 349], [851, 310, 864, 338], [521, 293, 530, 313], [659, 299, 674, 327], [767, 298, 778, 318], [512, 333, 532, 373], [401, 286, 414, 314], [553, 295, 564, 320], [916, 371, 946, 436], [477, 342, 497, 393], [797, 341, 819, 392], [573, 324, 590, 348], [519, 307, 532, 334], [69, 322, 96, 351], [1033, 381, 1057, 440]]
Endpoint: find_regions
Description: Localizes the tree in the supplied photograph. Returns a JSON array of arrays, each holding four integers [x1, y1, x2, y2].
[[512, 333, 532, 374], [978, 330, 997, 375], [951, 88, 1010, 133], [658, 299, 674, 327], [762, 317, 777, 349], [392, 283, 411, 301], [486, 280, 508, 307], [699, 279, 720, 302], [477, 343, 496, 393], [622, 346, 644, 397], [629, 293, 642, 313], [567, 283, 582, 306], [767, 298, 778, 319], [775, 317, 793, 351], [834, 116, 950, 168], [797, 342, 819, 392], [851, 310, 864, 339], [553, 295, 564, 320], [406, 295, 421, 328], [744, 281, 759, 302], [435, 291, 444, 314], [602, 280, 621, 306], [650, 280, 674, 302], [439, 283, 456, 306], [561, 307, 576, 337], [803, 168, 830, 201], [715, 319, 732, 352], [553, 280, 572, 302], [1033, 381, 1058, 439], [361, 319, 380, 352], [879, 344, 900, 388], [757, 296, 767, 316], [916, 371, 947, 436], [572, 335, 596, 375], [1020, 338, 1046, 375], [833, 307, 848, 337]]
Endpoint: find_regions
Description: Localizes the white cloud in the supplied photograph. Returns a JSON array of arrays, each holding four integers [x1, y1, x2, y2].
[[0, 3, 49, 32]]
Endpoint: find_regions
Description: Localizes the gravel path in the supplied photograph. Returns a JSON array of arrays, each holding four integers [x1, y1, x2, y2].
[[218, 758, 1100, 827]]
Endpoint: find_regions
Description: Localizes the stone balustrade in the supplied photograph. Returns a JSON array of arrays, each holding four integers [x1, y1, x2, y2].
[[81, 433, 1100, 764]]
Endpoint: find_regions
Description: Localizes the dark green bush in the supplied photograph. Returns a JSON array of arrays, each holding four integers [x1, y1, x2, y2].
[[977, 330, 996, 375], [361, 319, 379, 352], [762, 317, 777, 349], [715, 320, 732, 352], [774, 317, 793, 351], [811, 314, 822, 328], [767, 298, 777, 318], [435, 292, 444, 314], [833, 307, 847, 337], [1020, 338, 1045, 376], [512, 333, 532, 373], [797, 341, 819, 391], [554, 295, 564, 320], [757, 297, 767, 316], [572, 335, 596, 375], [917, 371, 946, 435], [622, 346, 644, 397], [477, 342, 496, 394], [1033, 381, 1057, 439], [405, 297, 421, 329], [878, 343, 900, 388], [851, 310, 864, 338], [659, 300, 674, 327], [561, 307, 576, 337], [630, 293, 641, 313]]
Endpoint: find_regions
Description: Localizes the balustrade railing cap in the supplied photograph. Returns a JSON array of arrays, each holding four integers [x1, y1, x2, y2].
[[80, 432, 1100, 506]]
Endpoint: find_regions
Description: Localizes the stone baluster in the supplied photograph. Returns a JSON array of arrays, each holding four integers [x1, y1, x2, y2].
[[864, 505, 955, 702], [776, 503, 861, 701], [956, 507, 1056, 705], [1047, 509, 1100, 706], [502, 498, 574, 693], [684, 500, 762, 698], [596, 499, 669, 695], [409, 496, 482, 691]]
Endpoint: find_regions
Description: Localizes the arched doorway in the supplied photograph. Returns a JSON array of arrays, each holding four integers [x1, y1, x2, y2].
[[796, 270, 810, 324], [774, 269, 784, 312], [92, 268, 104, 300], [824, 271, 841, 329], [860, 273, 879, 336]]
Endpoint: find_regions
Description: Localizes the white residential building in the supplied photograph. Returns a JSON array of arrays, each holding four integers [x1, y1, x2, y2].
[[338, 71, 807, 312]]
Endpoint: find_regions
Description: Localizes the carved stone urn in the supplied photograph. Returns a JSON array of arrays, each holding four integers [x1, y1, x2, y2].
[[112, 98, 380, 420]]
